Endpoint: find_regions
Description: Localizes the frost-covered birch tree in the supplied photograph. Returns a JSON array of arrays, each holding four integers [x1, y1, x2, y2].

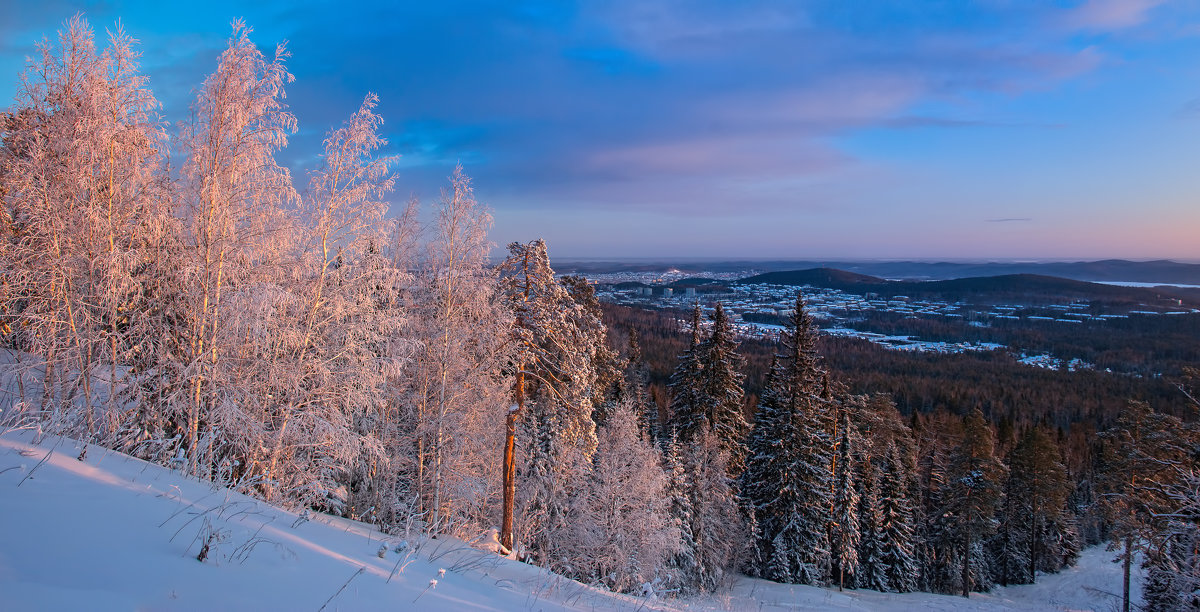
[[675, 427, 747, 592], [572, 399, 678, 593], [244, 93, 412, 511], [177, 20, 297, 479], [405, 165, 511, 534], [0, 15, 171, 449]]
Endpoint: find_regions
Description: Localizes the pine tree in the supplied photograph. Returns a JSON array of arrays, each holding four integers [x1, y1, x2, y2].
[[740, 355, 785, 576], [917, 418, 955, 594], [667, 304, 704, 439], [1098, 401, 1197, 612], [855, 456, 887, 592], [1142, 508, 1200, 611], [741, 293, 832, 585], [560, 274, 622, 427], [847, 393, 920, 593], [499, 239, 605, 556], [944, 409, 1006, 597], [662, 431, 700, 591], [993, 464, 1032, 586], [879, 443, 920, 593], [995, 426, 1075, 585], [624, 329, 658, 441], [830, 406, 860, 590], [1143, 550, 1186, 612], [663, 302, 750, 590], [693, 303, 748, 474]]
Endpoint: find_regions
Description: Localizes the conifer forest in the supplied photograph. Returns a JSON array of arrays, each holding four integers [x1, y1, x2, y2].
[[1, 17, 1198, 611]]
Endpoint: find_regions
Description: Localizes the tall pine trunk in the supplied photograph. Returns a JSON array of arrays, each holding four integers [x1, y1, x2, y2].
[[501, 368, 523, 553]]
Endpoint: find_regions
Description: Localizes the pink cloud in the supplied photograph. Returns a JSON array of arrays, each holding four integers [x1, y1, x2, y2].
[[583, 134, 847, 179], [1058, 0, 1166, 32]]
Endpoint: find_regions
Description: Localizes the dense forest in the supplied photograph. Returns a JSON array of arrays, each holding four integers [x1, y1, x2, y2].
[[2, 17, 1198, 610], [741, 306, 1200, 379]]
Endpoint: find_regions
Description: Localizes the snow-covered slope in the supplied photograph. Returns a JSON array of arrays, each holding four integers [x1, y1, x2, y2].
[[0, 431, 641, 611], [0, 431, 1140, 611]]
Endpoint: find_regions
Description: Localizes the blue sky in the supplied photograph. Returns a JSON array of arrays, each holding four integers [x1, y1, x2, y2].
[[3, 0, 1200, 260]]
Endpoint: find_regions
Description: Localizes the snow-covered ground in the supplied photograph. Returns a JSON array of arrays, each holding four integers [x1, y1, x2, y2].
[[0, 431, 640, 611], [0, 430, 1141, 611], [704, 548, 1138, 611]]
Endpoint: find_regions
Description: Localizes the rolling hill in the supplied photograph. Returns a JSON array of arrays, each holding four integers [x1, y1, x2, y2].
[[737, 268, 1196, 306]]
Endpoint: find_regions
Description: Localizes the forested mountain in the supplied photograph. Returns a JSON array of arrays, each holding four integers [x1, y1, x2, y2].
[[737, 269, 1196, 306], [561, 259, 1200, 285]]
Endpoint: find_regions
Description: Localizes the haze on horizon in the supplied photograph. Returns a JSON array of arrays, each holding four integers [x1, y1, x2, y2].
[[3, 1, 1199, 260]]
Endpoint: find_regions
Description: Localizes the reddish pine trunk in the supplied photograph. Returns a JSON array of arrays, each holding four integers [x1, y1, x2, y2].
[[500, 369, 524, 553]]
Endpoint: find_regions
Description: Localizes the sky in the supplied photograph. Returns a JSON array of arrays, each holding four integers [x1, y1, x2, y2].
[[3, 0, 1200, 261]]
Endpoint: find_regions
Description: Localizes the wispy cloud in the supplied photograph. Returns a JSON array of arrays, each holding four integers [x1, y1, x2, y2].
[[4, 1, 1197, 258], [1057, 0, 1167, 32], [880, 116, 1064, 129]]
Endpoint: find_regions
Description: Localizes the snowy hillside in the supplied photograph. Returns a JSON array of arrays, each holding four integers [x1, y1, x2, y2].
[[0, 431, 635, 611], [0, 430, 1139, 611]]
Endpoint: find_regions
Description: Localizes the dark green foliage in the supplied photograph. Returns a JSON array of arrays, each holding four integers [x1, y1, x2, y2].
[[694, 303, 749, 473], [994, 426, 1076, 586], [667, 305, 704, 439], [742, 293, 832, 585], [878, 443, 920, 593], [855, 457, 886, 592], [830, 406, 860, 590], [946, 409, 1006, 596], [623, 329, 658, 440]]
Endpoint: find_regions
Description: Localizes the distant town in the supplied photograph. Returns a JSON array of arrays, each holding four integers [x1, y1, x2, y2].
[[582, 268, 1200, 373]]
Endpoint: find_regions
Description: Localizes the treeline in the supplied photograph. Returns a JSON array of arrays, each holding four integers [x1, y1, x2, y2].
[[605, 298, 1199, 607], [653, 298, 1084, 596], [603, 303, 1192, 431]]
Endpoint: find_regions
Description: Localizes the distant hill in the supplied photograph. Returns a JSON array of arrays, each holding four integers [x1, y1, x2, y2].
[[668, 277, 730, 292], [737, 268, 886, 290], [557, 258, 1200, 285], [905, 274, 1163, 302], [827, 259, 1200, 285], [737, 268, 1196, 306]]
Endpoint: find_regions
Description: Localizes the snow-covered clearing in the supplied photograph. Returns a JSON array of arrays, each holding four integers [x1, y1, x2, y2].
[[0, 430, 1140, 611], [706, 548, 1137, 611]]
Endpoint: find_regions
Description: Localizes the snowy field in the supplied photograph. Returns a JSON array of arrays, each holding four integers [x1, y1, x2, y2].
[[0, 430, 1140, 611]]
